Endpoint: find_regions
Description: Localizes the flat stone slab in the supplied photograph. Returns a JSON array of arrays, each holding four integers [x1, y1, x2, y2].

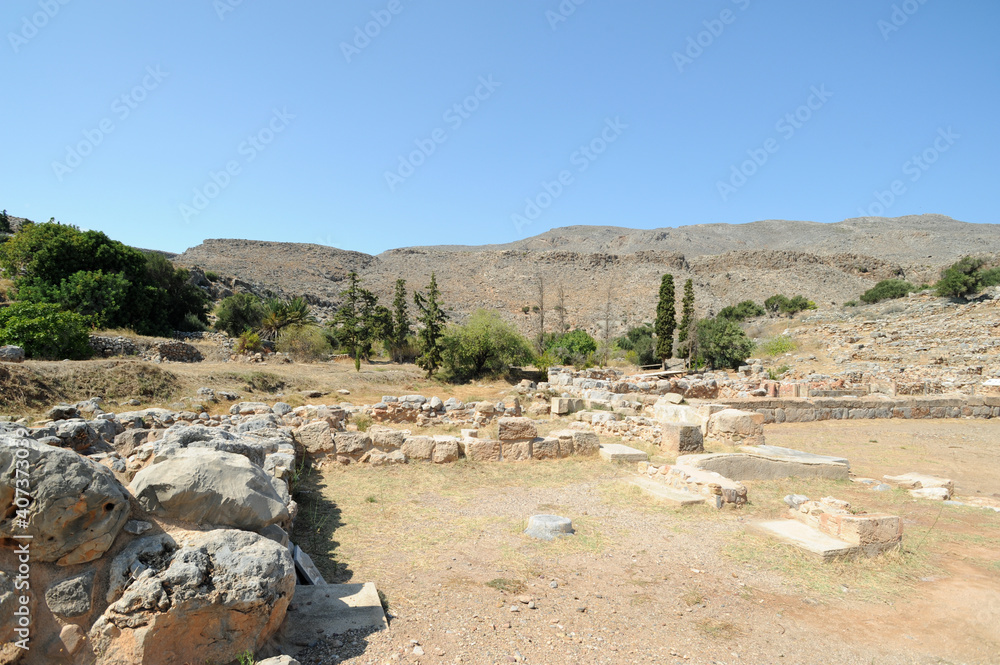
[[525, 514, 575, 540], [599, 443, 649, 462], [277, 583, 387, 652], [883, 472, 953, 492], [627, 477, 706, 506], [676, 445, 849, 481], [753, 520, 858, 561]]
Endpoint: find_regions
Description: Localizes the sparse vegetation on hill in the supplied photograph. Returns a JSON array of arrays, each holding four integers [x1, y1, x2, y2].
[[934, 256, 1000, 298], [718, 300, 766, 322], [764, 294, 816, 317], [860, 279, 919, 303]]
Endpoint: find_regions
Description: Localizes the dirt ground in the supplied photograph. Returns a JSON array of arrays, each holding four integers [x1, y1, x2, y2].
[[290, 420, 1000, 665]]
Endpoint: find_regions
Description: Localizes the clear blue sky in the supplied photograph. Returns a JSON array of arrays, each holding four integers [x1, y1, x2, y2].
[[2, 1, 997, 255]]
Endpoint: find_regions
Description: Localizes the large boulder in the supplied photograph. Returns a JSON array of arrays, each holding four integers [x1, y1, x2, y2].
[[90, 530, 295, 665], [294, 420, 334, 455], [705, 409, 765, 446], [0, 345, 25, 363], [129, 449, 289, 530], [0, 439, 130, 565]]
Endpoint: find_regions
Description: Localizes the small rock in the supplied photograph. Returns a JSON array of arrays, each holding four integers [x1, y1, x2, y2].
[[413, 645, 424, 656]]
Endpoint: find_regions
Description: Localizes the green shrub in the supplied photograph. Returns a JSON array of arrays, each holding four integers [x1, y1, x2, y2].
[[766, 364, 791, 380], [0, 222, 207, 335], [844, 300, 859, 307], [276, 325, 331, 362], [235, 330, 262, 355], [543, 329, 597, 366], [0, 302, 92, 359], [717, 300, 765, 322], [441, 309, 535, 382], [614, 324, 656, 366], [934, 257, 1000, 298], [177, 312, 208, 332], [215, 293, 265, 337], [860, 279, 916, 304], [755, 335, 797, 357], [204, 270, 219, 281], [764, 294, 814, 317], [695, 317, 754, 370], [354, 414, 373, 432]]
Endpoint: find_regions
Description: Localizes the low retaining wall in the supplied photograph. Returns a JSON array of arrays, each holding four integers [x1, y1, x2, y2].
[[715, 395, 1000, 423]]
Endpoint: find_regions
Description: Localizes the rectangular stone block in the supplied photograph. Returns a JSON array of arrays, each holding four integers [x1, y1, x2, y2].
[[501, 440, 532, 462], [660, 424, 704, 454], [401, 435, 435, 461], [464, 439, 501, 462], [497, 417, 537, 441], [531, 437, 560, 460]]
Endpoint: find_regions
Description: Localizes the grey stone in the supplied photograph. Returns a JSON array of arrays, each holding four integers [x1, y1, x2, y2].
[[46, 404, 80, 421], [272, 402, 293, 416], [335, 431, 372, 456], [91, 530, 295, 665], [55, 419, 102, 451], [660, 423, 704, 454], [295, 420, 335, 455], [0, 439, 130, 565], [784, 494, 809, 509], [129, 449, 289, 530], [524, 515, 575, 540], [0, 345, 25, 363], [124, 520, 153, 535], [45, 570, 95, 617], [277, 583, 388, 652], [497, 417, 537, 441], [598, 443, 648, 462]]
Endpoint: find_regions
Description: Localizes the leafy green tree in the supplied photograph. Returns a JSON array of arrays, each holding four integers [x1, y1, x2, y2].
[[696, 317, 754, 370], [389, 278, 412, 363], [860, 279, 917, 304], [615, 324, 656, 366], [441, 310, 535, 382], [214, 293, 265, 337], [414, 272, 447, 378], [677, 279, 695, 359], [655, 273, 676, 362], [0, 221, 206, 334], [55, 270, 131, 328], [332, 271, 375, 371], [0, 302, 92, 359], [543, 329, 598, 366], [934, 257, 1000, 298]]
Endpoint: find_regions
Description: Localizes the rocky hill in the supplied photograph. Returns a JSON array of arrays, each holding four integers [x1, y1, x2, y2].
[[172, 215, 1000, 336]]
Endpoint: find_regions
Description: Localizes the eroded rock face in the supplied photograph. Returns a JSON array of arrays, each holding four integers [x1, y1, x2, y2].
[[129, 449, 289, 530], [90, 530, 295, 665], [0, 438, 130, 565]]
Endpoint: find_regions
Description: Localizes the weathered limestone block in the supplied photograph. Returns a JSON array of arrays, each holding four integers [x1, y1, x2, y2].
[[705, 409, 765, 446], [464, 439, 501, 462], [531, 437, 560, 460], [497, 417, 537, 441], [293, 421, 334, 455], [401, 435, 435, 461], [0, 439, 130, 565], [677, 446, 849, 481], [432, 436, 460, 463], [334, 432, 372, 457], [792, 497, 902, 556], [660, 423, 704, 454], [663, 464, 748, 507], [369, 426, 405, 451], [550, 397, 585, 416], [89, 530, 295, 665], [501, 440, 532, 462]]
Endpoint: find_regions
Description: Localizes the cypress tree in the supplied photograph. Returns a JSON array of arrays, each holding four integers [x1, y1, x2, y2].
[[677, 278, 695, 359], [414, 272, 447, 378], [655, 273, 676, 363]]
